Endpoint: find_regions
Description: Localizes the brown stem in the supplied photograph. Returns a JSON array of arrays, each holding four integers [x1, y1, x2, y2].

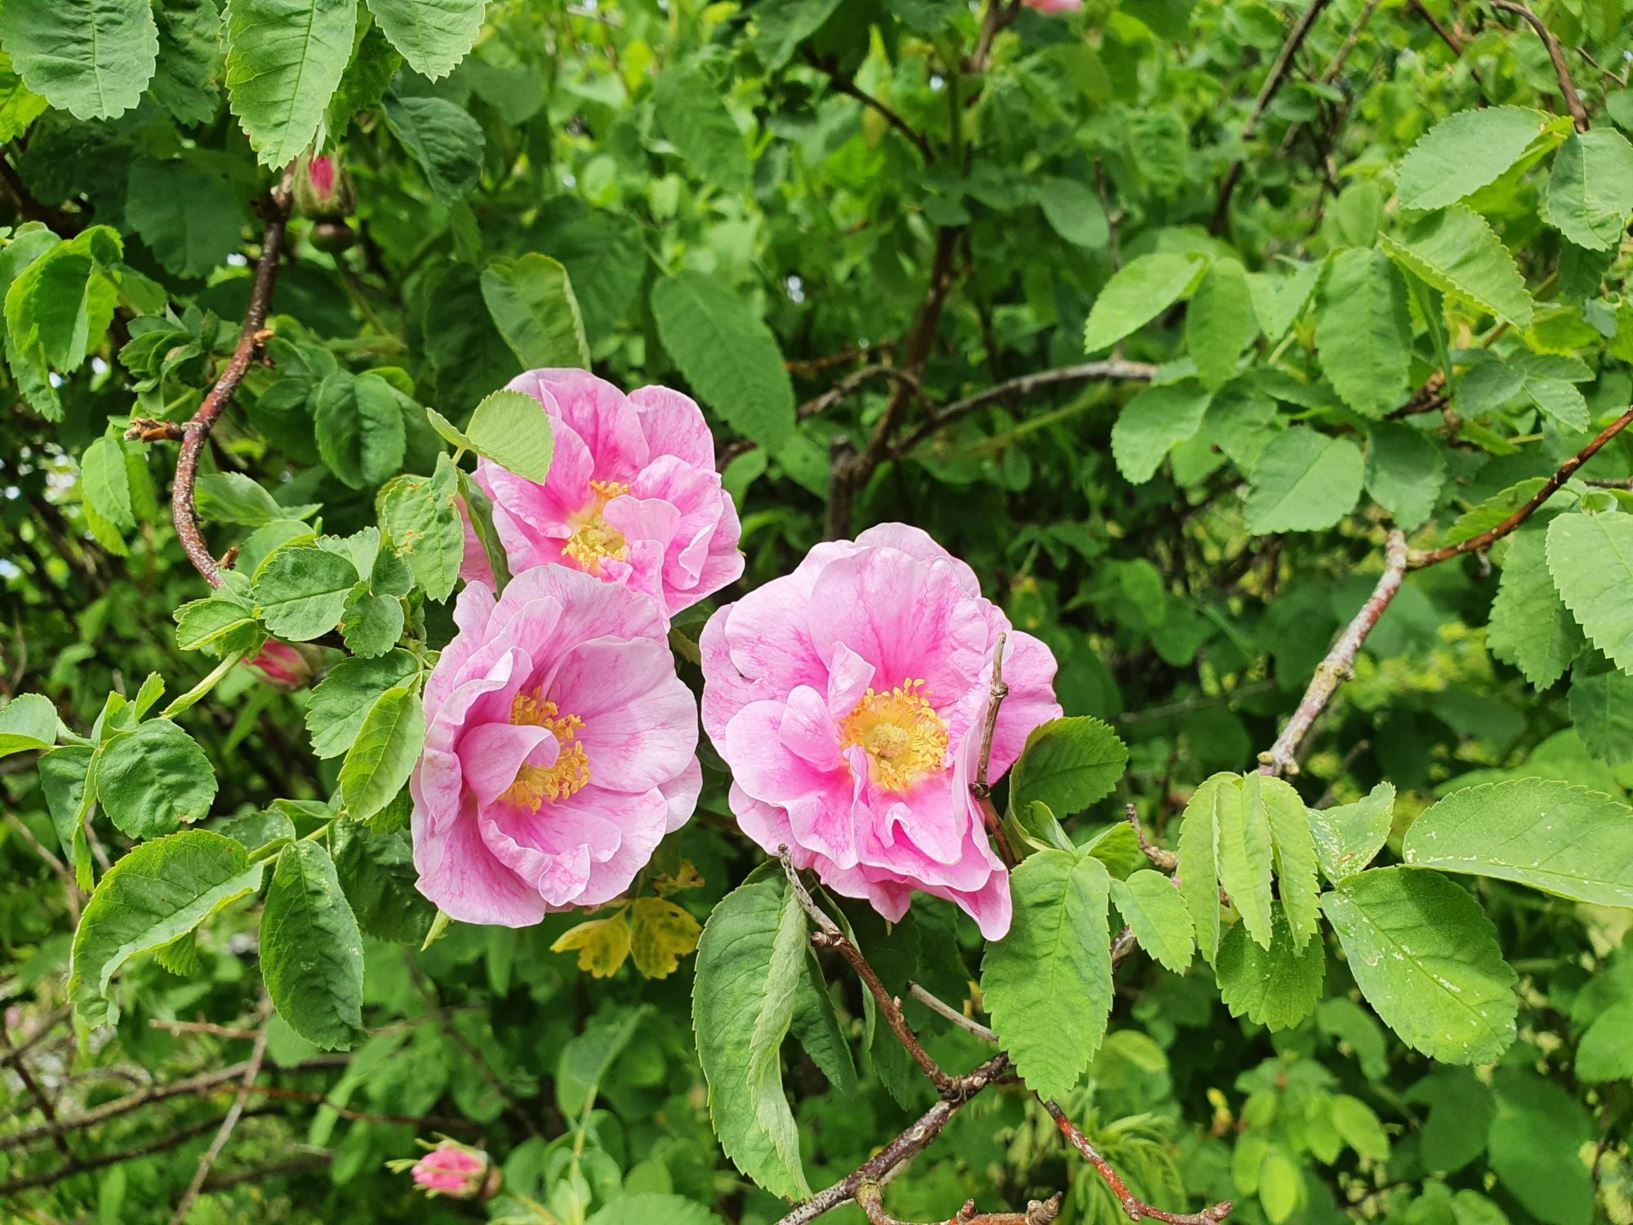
[[804, 52, 933, 161], [970, 633, 1018, 866], [129, 167, 295, 588], [856, 1182, 1061, 1225], [1278, 0, 1384, 155], [1211, 0, 1334, 233], [1259, 531, 1408, 778], [1125, 803, 1178, 872], [1044, 1101, 1233, 1225], [1489, 0, 1590, 130], [169, 1019, 270, 1224], [968, 0, 1022, 75], [799, 365, 927, 422], [908, 983, 999, 1044], [0, 1021, 73, 1163]]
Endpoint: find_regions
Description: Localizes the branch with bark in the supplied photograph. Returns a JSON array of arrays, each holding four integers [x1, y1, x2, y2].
[[1489, 0, 1590, 130]]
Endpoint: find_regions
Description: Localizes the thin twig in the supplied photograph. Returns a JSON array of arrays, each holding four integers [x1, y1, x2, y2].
[[856, 1182, 1061, 1225], [1043, 1101, 1232, 1225], [970, 633, 1018, 866], [0, 1022, 73, 1163], [799, 365, 926, 421], [908, 984, 998, 1045], [126, 167, 296, 588], [1489, 0, 1590, 130], [1125, 804, 1178, 872], [169, 1020, 270, 1224], [804, 52, 933, 160], [1278, 0, 1384, 155]]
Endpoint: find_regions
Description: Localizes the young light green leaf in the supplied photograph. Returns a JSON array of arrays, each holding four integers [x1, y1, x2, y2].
[[1546, 511, 1633, 672], [1216, 905, 1324, 1031], [0, 0, 158, 121], [480, 254, 590, 371], [1395, 107, 1561, 211], [0, 693, 58, 757], [1110, 382, 1211, 485], [81, 434, 135, 531], [1364, 423, 1445, 529], [384, 94, 485, 200], [1245, 428, 1364, 534], [69, 831, 265, 1028], [1177, 773, 1228, 963], [1380, 206, 1534, 329], [224, 0, 357, 168], [1308, 782, 1394, 884], [1083, 253, 1203, 354], [305, 651, 420, 759], [982, 849, 1112, 1101], [363, 0, 485, 80], [692, 874, 811, 1199], [1244, 258, 1321, 342], [377, 454, 465, 602], [1109, 869, 1194, 972], [252, 544, 361, 641], [650, 271, 795, 452], [1568, 661, 1633, 764], [1402, 779, 1633, 907], [1186, 257, 1258, 391], [1007, 715, 1129, 818], [1542, 129, 1633, 251], [339, 586, 404, 658], [652, 64, 751, 193], [1261, 774, 1320, 948], [1321, 866, 1517, 1064], [97, 719, 217, 839], [461, 388, 555, 483], [338, 685, 425, 822], [261, 841, 366, 1050], [1314, 247, 1410, 417]]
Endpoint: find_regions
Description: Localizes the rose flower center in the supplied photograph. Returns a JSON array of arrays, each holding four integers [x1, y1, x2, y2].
[[503, 687, 590, 809], [562, 479, 631, 575], [838, 679, 949, 793]]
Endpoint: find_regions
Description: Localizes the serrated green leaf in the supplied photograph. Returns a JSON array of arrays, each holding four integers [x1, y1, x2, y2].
[[1315, 247, 1410, 417], [70, 831, 265, 1028], [126, 160, 246, 278], [692, 874, 810, 1199], [378, 454, 464, 602], [1488, 1070, 1595, 1225], [1396, 107, 1561, 211], [0, 0, 158, 121], [1008, 715, 1129, 818], [587, 1194, 724, 1225], [1245, 428, 1363, 534], [305, 651, 419, 759], [1216, 905, 1324, 1030], [461, 388, 555, 484], [1543, 129, 1633, 251], [1110, 382, 1210, 485], [1406, 1068, 1494, 1174], [789, 950, 857, 1093], [97, 719, 217, 839], [224, 0, 357, 168], [1321, 866, 1517, 1064], [195, 472, 320, 529], [151, 0, 223, 127], [261, 842, 365, 1050], [1308, 782, 1394, 883], [80, 434, 135, 532], [1109, 869, 1193, 972], [339, 585, 404, 658], [1578, 999, 1633, 1083], [754, 0, 844, 70], [384, 93, 485, 200], [338, 685, 424, 822], [1261, 774, 1320, 947], [0, 693, 58, 757], [1214, 773, 1275, 949], [1403, 778, 1633, 906], [314, 372, 408, 489], [1546, 511, 1633, 672], [1178, 773, 1227, 964], [1568, 660, 1633, 764], [650, 271, 795, 451], [480, 254, 590, 371], [5, 226, 121, 377], [363, 0, 484, 80], [1083, 253, 1203, 354], [1381, 206, 1534, 329], [652, 64, 751, 193], [1036, 176, 1108, 249], [1364, 423, 1446, 529], [982, 848, 1112, 1101], [1186, 258, 1258, 390], [253, 544, 360, 641], [1244, 259, 1321, 342]]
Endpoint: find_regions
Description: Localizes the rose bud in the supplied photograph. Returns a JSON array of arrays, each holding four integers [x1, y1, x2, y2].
[[242, 640, 317, 691], [391, 1140, 500, 1200], [293, 151, 357, 219]]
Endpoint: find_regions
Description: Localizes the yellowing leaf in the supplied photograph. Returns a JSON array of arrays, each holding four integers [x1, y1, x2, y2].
[[629, 898, 703, 979], [552, 913, 633, 977]]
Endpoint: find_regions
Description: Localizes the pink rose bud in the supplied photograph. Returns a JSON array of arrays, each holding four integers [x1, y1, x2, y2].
[[1023, 0, 1082, 11], [243, 641, 315, 690], [404, 1142, 498, 1199], [293, 151, 357, 219]]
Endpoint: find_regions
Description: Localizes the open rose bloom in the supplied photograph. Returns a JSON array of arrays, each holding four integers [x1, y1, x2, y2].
[[463, 369, 744, 622], [701, 525, 1061, 938], [411, 566, 701, 925]]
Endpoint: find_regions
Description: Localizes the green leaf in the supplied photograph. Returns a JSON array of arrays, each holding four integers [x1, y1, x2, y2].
[[650, 271, 795, 451], [40, 746, 93, 890], [377, 454, 464, 602], [551, 213, 648, 343], [1568, 660, 1633, 764], [97, 719, 217, 839], [460, 388, 556, 483], [1487, 528, 1582, 688], [125, 160, 245, 279], [362, 0, 484, 80], [1488, 1070, 1595, 1225], [981, 849, 1112, 1101], [0, 693, 58, 757], [1036, 176, 1108, 249], [1380, 206, 1534, 329], [150, 0, 223, 127], [1083, 253, 1203, 354], [1216, 905, 1324, 1031], [1177, 774, 1226, 964], [6, 226, 121, 376], [1546, 510, 1633, 672], [81, 434, 135, 531], [70, 831, 266, 1028], [1406, 1068, 1494, 1174], [333, 824, 435, 945], [384, 93, 485, 199], [339, 586, 404, 658], [1314, 247, 1410, 417], [338, 686, 424, 822], [1109, 869, 1194, 972], [1320, 866, 1517, 1064], [1007, 716, 1129, 818], [224, 0, 357, 168], [652, 64, 751, 193], [789, 951, 858, 1094], [252, 544, 360, 641], [314, 372, 408, 489], [0, 55, 47, 142], [305, 650, 419, 758], [1244, 428, 1363, 534], [1308, 782, 1394, 884], [480, 254, 590, 371], [195, 472, 320, 529], [0, 0, 158, 121], [1543, 129, 1633, 250], [1396, 107, 1562, 211], [1364, 423, 1445, 529], [1262, 775, 1320, 947], [261, 841, 366, 1050], [1186, 258, 1258, 391], [588, 1194, 724, 1225], [1578, 998, 1633, 1083], [1403, 778, 1633, 907], [1210, 773, 1276, 949], [692, 874, 811, 1199], [1245, 259, 1321, 342], [1110, 382, 1211, 485]]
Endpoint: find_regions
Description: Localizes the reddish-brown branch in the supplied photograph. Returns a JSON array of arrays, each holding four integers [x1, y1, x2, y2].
[[970, 632, 1018, 866], [1489, 0, 1590, 130], [1211, 0, 1334, 233], [856, 1182, 1061, 1225], [128, 167, 295, 588], [1044, 1101, 1233, 1225]]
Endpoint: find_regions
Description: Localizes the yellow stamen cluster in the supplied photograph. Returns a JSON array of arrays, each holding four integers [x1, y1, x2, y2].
[[502, 688, 590, 810], [837, 679, 949, 794], [563, 479, 632, 575]]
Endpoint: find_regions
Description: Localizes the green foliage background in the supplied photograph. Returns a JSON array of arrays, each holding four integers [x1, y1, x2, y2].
[[2, 0, 1633, 1223]]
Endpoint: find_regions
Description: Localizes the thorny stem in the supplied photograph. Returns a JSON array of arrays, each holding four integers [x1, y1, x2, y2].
[[856, 1182, 1062, 1225], [1044, 1102, 1233, 1225]]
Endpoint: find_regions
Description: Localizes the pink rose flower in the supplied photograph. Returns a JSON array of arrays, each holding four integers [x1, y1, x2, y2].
[[1023, 0, 1082, 12], [462, 369, 744, 623], [403, 1141, 497, 1199], [243, 640, 315, 689], [411, 566, 701, 926], [700, 524, 1061, 938]]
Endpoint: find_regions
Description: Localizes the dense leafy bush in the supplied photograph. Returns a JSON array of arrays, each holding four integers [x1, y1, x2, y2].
[[3, 1, 1633, 1223]]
